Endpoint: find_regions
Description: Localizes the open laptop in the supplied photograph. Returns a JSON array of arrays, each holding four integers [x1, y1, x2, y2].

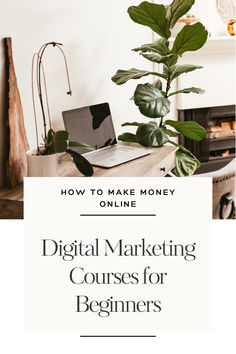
[[62, 102, 151, 168]]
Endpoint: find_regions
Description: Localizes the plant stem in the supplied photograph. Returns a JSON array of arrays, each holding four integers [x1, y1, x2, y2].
[[165, 39, 172, 97], [159, 69, 171, 127], [35, 42, 72, 143], [37, 44, 50, 141], [165, 77, 171, 98], [160, 40, 172, 128], [160, 117, 164, 127]]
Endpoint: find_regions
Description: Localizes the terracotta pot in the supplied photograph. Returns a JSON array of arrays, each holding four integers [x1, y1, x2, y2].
[[26, 149, 58, 177]]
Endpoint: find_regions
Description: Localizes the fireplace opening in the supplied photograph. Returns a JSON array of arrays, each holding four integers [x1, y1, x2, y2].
[[178, 105, 236, 174]]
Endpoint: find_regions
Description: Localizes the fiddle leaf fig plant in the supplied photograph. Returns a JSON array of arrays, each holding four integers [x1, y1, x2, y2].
[[112, 0, 208, 176]]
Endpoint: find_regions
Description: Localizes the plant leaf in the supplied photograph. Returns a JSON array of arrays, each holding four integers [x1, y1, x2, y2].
[[168, 87, 205, 97], [163, 64, 169, 78], [136, 123, 169, 147], [171, 149, 200, 176], [134, 83, 171, 118], [69, 141, 94, 150], [165, 120, 206, 141], [45, 129, 55, 144], [163, 127, 180, 137], [121, 122, 142, 127], [166, 54, 179, 66], [54, 130, 69, 140], [53, 130, 69, 153], [66, 149, 94, 177], [177, 143, 200, 168], [171, 22, 208, 55], [163, 64, 203, 81], [166, 0, 195, 29], [141, 53, 175, 64], [111, 68, 166, 85], [153, 79, 162, 90], [128, 2, 171, 38], [45, 129, 56, 154], [171, 64, 203, 80], [168, 142, 200, 176], [132, 38, 170, 55], [118, 132, 137, 142], [169, 140, 200, 168]]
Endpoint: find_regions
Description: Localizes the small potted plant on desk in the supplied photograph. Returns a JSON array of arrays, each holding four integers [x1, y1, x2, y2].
[[27, 41, 94, 177], [112, 0, 208, 176]]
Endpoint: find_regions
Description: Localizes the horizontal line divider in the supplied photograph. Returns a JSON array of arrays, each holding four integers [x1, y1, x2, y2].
[[80, 214, 156, 217], [80, 335, 156, 338]]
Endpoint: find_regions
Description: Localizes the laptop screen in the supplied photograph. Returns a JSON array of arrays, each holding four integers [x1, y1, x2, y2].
[[62, 103, 117, 154]]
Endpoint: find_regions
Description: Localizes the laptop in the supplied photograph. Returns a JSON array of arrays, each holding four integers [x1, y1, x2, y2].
[[62, 102, 151, 168]]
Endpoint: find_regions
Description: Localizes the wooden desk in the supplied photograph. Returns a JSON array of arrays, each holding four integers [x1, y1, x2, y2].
[[59, 144, 177, 177], [0, 144, 177, 219]]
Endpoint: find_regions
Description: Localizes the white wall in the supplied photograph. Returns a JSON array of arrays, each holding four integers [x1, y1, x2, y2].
[[156, 0, 236, 115], [173, 0, 236, 110], [177, 39, 236, 110], [158, 0, 227, 36], [195, 0, 228, 37], [0, 0, 153, 151], [153, 0, 236, 121]]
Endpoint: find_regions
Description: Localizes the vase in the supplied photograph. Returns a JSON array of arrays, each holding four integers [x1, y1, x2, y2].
[[26, 149, 58, 177]]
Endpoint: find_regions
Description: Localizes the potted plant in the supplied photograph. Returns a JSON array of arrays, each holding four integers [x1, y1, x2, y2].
[[27, 41, 94, 177], [112, 0, 208, 176]]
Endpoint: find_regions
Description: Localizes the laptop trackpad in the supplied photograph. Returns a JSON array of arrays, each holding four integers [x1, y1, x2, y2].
[[85, 146, 152, 168]]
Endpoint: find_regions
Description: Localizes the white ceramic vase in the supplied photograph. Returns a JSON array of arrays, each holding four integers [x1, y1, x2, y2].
[[26, 149, 58, 177]]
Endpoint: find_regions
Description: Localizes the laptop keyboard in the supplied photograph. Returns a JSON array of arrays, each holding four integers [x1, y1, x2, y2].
[[85, 146, 149, 166]]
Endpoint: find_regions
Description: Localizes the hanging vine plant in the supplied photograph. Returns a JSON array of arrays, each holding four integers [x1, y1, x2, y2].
[[112, 0, 208, 176]]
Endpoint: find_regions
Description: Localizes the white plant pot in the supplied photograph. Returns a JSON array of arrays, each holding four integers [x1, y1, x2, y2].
[[26, 149, 58, 177]]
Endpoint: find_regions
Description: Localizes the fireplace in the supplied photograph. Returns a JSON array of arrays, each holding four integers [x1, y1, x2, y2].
[[178, 105, 236, 174]]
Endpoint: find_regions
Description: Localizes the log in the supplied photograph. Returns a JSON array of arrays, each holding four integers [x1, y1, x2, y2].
[[5, 37, 29, 188]]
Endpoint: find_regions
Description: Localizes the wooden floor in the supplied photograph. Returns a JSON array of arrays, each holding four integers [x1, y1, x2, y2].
[[0, 184, 23, 219]]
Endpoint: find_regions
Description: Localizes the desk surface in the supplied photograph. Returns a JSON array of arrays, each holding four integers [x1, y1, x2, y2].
[[58, 144, 177, 177]]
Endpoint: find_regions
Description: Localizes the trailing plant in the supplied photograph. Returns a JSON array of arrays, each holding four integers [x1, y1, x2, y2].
[[32, 42, 94, 176], [112, 0, 208, 176]]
